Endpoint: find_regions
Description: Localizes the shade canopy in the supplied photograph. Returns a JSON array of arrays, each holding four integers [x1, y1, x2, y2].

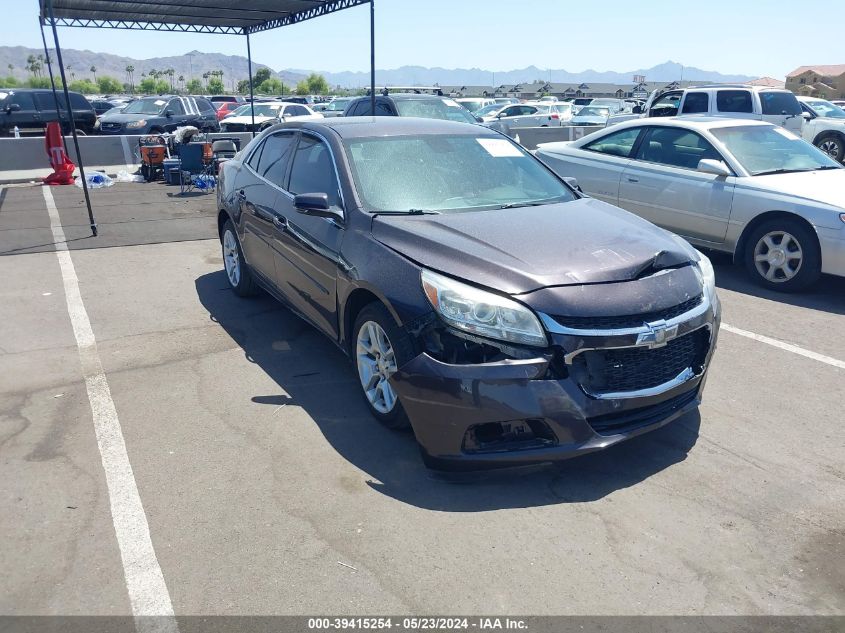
[[40, 0, 370, 34]]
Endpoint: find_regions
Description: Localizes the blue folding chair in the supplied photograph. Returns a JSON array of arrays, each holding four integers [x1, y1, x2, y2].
[[178, 143, 214, 194]]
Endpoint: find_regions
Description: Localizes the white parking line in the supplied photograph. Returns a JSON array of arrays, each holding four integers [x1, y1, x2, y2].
[[42, 187, 178, 633], [722, 322, 845, 370]]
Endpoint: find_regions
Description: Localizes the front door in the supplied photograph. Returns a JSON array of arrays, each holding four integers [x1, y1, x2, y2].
[[618, 126, 735, 243]]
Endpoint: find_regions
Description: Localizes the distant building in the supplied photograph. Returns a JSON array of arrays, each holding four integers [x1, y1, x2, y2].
[[748, 76, 786, 89], [786, 65, 845, 99]]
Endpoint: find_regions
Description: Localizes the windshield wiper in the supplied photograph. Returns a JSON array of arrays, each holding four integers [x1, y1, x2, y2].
[[372, 209, 441, 216], [753, 168, 812, 176], [499, 198, 561, 209], [815, 165, 843, 170]]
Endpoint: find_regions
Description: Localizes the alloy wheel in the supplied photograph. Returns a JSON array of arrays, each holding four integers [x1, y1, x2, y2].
[[356, 320, 398, 414], [222, 229, 241, 287], [753, 230, 803, 283], [819, 138, 842, 159]]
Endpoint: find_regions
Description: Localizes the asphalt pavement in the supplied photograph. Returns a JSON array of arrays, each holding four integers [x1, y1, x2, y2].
[[1, 183, 842, 618]]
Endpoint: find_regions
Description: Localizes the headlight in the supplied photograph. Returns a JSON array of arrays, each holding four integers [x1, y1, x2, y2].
[[421, 270, 547, 347], [693, 250, 717, 303], [126, 120, 147, 129], [94, 119, 100, 129]]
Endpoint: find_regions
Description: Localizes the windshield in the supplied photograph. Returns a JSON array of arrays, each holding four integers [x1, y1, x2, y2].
[[576, 106, 610, 117], [711, 125, 842, 175], [477, 104, 504, 117], [344, 134, 576, 213], [231, 103, 282, 117], [394, 98, 477, 123], [123, 99, 167, 115], [804, 99, 845, 119], [325, 98, 351, 111]]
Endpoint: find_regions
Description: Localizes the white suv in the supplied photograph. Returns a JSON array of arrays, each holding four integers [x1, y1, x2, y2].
[[797, 96, 845, 162], [608, 84, 804, 133]]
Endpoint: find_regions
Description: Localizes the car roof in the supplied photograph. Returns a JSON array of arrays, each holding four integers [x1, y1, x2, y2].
[[368, 93, 450, 101], [597, 117, 773, 133], [265, 116, 498, 139]]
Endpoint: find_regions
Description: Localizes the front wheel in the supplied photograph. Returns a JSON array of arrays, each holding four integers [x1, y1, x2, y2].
[[815, 133, 845, 162], [353, 303, 414, 429], [221, 219, 258, 297], [743, 218, 821, 292]]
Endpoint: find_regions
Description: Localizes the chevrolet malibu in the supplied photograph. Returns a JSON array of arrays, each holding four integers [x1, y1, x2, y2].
[[537, 118, 845, 292], [217, 118, 720, 469]]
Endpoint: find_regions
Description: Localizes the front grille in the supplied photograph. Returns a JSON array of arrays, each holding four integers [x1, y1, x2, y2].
[[553, 294, 702, 331], [100, 122, 123, 132], [571, 328, 709, 396], [588, 388, 698, 435]]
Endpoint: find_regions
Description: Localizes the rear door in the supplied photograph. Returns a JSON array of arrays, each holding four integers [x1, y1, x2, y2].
[[713, 89, 756, 123], [618, 126, 735, 243], [235, 133, 297, 285], [271, 133, 345, 338]]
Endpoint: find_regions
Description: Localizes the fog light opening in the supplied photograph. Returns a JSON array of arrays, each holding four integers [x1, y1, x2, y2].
[[462, 419, 558, 454]]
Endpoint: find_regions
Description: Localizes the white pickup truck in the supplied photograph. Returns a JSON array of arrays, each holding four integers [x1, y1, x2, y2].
[[607, 84, 805, 134]]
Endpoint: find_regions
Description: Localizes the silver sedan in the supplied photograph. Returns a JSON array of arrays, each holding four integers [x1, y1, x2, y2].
[[536, 118, 845, 292]]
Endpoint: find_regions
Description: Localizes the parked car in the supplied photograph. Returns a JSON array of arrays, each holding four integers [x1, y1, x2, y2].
[[797, 96, 845, 162], [97, 95, 219, 134], [209, 95, 245, 105], [321, 97, 353, 118], [455, 97, 495, 113], [90, 98, 116, 116], [215, 101, 240, 121], [342, 94, 478, 123], [832, 100, 845, 110], [570, 105, 613, 126], [217, 117, 720, 468], [538, 95, 559, 102], [494, 97, 519, 105], [480, 103, 557, 126], [219, 101, 322, 132], [536, 118, 845, 291], [0, 88, 96, 136], [608, 85, 804, 134], [571, 97, 594, 109], [589, 98, 627, 114]]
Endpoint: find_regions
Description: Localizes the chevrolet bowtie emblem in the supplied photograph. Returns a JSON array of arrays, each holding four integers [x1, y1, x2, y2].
[[636, 319, 679, 349]]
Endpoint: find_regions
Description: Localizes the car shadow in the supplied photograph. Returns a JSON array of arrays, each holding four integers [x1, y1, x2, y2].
[[195, 270, 702, 511], [707, 250, 845, 316]]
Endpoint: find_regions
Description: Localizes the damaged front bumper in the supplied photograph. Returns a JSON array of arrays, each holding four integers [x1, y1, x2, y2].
[[390, 294, 720, 470]]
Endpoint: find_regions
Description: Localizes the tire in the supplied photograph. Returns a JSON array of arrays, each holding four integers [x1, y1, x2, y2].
[[352, 302, 414, 429], [221, 219, 258, 297], [74, 128, 87, 137], [815, 133, 845, 163], [743, 218, 821, 292]]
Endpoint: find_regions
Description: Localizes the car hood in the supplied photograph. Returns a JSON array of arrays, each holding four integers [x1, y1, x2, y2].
[[571, 116, 608, 125], [747, 168, 845, 211], [371, 198, 696, 295], [222, 114, 275, 125], [100, 112, 162, 123]]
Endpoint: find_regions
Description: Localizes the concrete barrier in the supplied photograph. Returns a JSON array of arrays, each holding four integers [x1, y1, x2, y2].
[[0, 132, 254, 184]]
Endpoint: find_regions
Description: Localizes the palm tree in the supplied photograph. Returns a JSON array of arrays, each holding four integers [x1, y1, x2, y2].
[[26, 54, 39, 78], [90, 65, 97, 82], [167, 68, 175, 91], [178, 75, 185, 91], [6, 63, 12, 76], [202, 71, 210, 91], [125, 64, 135, 91]]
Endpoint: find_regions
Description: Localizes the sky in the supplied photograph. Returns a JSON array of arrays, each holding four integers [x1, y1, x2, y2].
[[2, 0, 842, 79]]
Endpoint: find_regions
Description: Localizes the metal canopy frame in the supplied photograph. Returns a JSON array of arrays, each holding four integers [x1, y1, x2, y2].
[[37, 0, 377, 237]]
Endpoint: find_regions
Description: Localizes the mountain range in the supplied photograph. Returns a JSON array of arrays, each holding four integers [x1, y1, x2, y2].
[[0, 47, 757, 89]]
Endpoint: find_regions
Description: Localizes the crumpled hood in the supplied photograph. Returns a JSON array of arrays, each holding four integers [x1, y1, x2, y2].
[[372, 197, 696, 295], [748, 168, 845, 212]]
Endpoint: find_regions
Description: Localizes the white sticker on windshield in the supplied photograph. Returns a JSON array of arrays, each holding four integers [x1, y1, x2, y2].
[[476, 138, 523, 157], [154, 99, 166, 106], [0, 92, 7, 100], [443, 99, 461, 107], [773, 127, 799, 140]]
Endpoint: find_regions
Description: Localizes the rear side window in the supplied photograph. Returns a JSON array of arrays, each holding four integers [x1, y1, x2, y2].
[[196, 98, 216, 113], [69, 93, 91, 110], [168, 99, 185, 115], [760, 92, 801, 116], [716, 90, 753, 113], [681, 92, 709, 114], [34, 92, 61, 111], [256, 133, 296, 187], [353, 100, 372, 116], [375, 102, 393, 116], [584, 127, 641, 158]]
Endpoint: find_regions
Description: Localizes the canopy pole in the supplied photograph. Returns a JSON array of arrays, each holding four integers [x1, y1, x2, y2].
[[245, 29, 256, 138], [369, 0, 375, 113], [38, 18, 65, 150], [45, 0, 97, 237]]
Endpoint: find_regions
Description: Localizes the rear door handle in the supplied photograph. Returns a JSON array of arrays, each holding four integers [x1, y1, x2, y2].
[[272, 215, 287, 230], [237, 189, 247, 199], [626, 177, 639, 183]]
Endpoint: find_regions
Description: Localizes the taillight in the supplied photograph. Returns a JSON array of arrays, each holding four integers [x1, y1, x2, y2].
[[551, 113, 559, 119]]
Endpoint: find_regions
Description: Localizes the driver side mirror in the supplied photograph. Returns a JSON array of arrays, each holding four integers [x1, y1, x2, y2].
[[7, 103, 21, 113], [164, 109, 174, 118], [697, 159, 731, 177], [475, 116, 484, 123], [632, 105, 643, 114], [801, 112, 812, 121], [294, 193, 343, 220], [563, 176, 582, 192]]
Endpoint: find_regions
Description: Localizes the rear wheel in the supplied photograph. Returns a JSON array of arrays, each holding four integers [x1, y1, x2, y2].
[[221, 219, 258, 297], [353, 303, 414, 429], [743, 218, 821, 292], [815, 133, 845, 162]]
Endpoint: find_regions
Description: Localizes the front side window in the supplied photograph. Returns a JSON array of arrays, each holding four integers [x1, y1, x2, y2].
[[711, 125, 841, 175], [325, 99, 350, 112], [344, 134, 576, 213], [649, 92, 681, 117], [375, 102, 393, 116], [584, 127, 642, 158], [681, 92, 709, 114], [288, 136, 341, 207], [11, 91, 37, 110], [716, 90, 753, 113], [256, 133, 296, 187], [760, 92, 801, 115], [634, 127, 721, 170]]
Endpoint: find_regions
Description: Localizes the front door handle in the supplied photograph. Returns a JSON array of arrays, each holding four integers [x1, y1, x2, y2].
[[272, 215, 287, 230], [237, 189, 247, 200], [626, 177, 639, 183]]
